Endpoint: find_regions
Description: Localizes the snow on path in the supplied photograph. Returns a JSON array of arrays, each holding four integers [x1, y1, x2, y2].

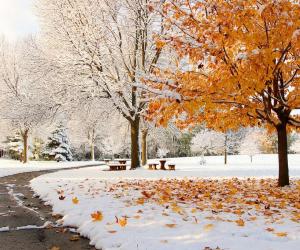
[[0, 159, 103, 178], [30, 155, 300, 250]]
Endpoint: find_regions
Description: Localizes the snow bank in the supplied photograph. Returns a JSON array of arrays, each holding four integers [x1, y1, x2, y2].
[[30, 155, 300, 250]]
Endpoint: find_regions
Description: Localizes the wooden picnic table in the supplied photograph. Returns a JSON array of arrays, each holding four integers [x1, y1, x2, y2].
[[108, 163, 127, 171]]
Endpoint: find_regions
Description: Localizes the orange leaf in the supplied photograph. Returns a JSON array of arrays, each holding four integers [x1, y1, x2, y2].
[[118, 217, 127, 227], [72, 197, 79, 204], [275, 232, 287, 237], [165, 224, 176, 228], [136, 197, 145, 205], [235, 219, 245, 227], [91, 211, 103, 222], [203, 224, 214, 232]]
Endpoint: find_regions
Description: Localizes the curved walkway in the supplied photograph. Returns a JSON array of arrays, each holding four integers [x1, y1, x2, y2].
[[0, 167, 99, 250]]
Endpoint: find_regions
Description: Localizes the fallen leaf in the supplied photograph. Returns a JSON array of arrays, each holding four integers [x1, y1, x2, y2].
[[136, 197, 145, 205], [69, 235, 80, 241], [235, 219, 245, 227], [72, 197, 79, 204], [165, 223, 176, 228], [107, 230, 117, 234], [275, 232, 287, 237], [58, 195, 65, 200], [91, 211, 103, 222], [118, 217, 127, 227], [203, 224, 214, 232]]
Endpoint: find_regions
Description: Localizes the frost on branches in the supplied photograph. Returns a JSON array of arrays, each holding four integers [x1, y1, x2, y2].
[[191, 128, 246, 164], [43, 123, 73, 162], [290, 134, 300, 154], [191, 129, 224, 156], [239, 128, 262, 162]]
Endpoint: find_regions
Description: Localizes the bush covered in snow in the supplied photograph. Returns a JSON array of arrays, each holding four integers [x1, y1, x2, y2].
[[43, 123, 73, 162]]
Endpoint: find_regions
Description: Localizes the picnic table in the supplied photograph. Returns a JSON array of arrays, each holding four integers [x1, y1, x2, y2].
[[108, 163, 127, 171]]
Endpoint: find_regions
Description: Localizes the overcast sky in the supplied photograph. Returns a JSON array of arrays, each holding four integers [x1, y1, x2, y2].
[[0, 0, 38, 41]]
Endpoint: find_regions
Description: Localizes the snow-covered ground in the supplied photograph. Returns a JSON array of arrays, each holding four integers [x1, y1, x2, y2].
[[30, 154, 300, 250], [0, 159, 102, 178]]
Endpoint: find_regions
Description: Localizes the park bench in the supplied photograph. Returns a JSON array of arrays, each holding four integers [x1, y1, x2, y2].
[[168, 164, 176, 170]]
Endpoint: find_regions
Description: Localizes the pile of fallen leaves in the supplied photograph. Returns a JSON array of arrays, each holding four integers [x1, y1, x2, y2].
[[108, 178, 300, 229]]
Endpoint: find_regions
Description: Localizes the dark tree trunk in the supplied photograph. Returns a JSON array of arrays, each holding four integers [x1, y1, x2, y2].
[[141, 129, 148, 166], [224, 134, 228, 165], [277, 123, 289, 187], [22, 129, 29, 164], [90, 129, 95, 161], [130, 117, 141, 169]]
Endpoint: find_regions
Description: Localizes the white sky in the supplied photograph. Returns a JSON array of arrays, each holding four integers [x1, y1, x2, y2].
[[0, 0, 38, 41]]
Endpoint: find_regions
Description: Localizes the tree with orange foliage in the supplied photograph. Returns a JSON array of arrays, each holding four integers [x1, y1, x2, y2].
[[147, 0, 300, 186]]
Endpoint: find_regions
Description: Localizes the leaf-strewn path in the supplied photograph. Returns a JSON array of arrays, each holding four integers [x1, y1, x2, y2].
[[0, 167, 98, 250]]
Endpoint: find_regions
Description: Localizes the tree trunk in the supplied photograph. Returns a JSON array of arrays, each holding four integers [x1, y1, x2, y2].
[[141, 129, 148, 166], [90, 129, 95, 161], [91, 142, 95, 161], [22, 129, 29, 164], [277, 123, 289, 187], [224, 134, 228, 165], [130, 117, 141, 169]]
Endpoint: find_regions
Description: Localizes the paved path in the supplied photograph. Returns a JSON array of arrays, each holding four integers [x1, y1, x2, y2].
[[0, 166, 100, 250]]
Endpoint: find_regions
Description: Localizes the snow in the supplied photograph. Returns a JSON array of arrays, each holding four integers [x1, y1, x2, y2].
[[0, 226, 9, 232], [30, 154, 300, 250], [0, 159, 102, 178]]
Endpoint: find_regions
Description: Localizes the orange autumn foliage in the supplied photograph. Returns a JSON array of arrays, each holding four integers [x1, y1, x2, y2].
[[91, 211, 103, 222], [149, 0, 300, 129]]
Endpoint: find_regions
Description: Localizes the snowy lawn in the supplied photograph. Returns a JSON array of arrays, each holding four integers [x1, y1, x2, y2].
[[30, 155, 300, 250], [0, 159, 102, 178]]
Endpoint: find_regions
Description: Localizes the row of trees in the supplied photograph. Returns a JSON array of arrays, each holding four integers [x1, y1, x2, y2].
[[4, 121, 299, 163], [0, 0, 299, 186], [5, 123, 73, 162]]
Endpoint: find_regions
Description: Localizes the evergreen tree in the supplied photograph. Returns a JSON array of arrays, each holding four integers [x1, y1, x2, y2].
[[44, 124, 73, 162], [4, 132, 23, 160]]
